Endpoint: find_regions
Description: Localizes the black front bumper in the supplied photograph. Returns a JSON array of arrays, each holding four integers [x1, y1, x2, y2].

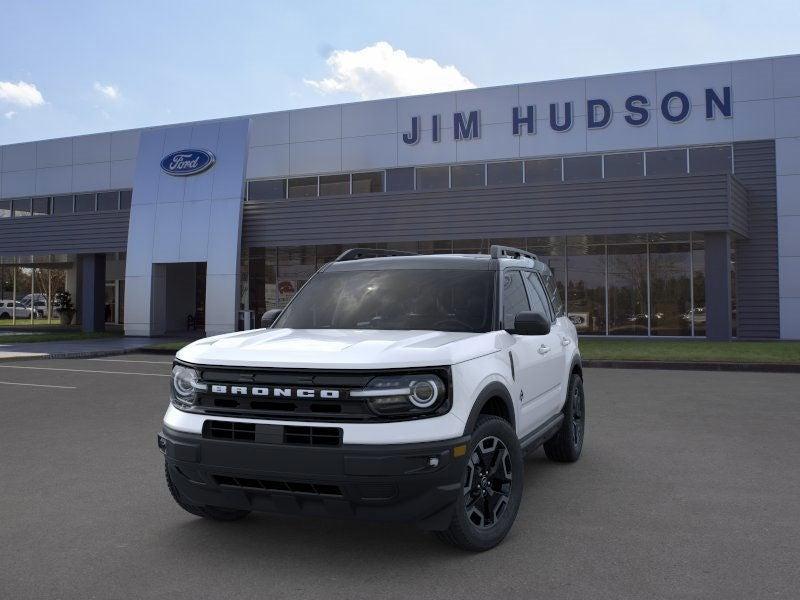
[[159, 426, 470, 530]]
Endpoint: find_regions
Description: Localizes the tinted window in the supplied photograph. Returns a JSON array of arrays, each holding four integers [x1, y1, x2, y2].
[[522, 272, 552, 320], [386, 167, 415, 192], [0, 200, 10, 218], [604, 152, 644, 178], [274, 269, 495, 333], [98, 191, 119, 211], [12, 198, 32, 217], [451, 163, 485, 188], [502, 271, 530, 328], [249, 179, 286, 201], [32, 197, 49, 216], [541, 269, 565, 317], [525, 158, 562, 183], [319, 174, 350, 196], [563, 155, 602, 181], [416, 166, 449, 191], [115, 191, 130, 211], [487, 161, 523, 186], [690, 146, 732, 173], [52, 195, 74, 214], [352, 172, 384, 194], [646, 149, 687, 176], [288, 177, 317, 198], [74, 194, 96, 212]]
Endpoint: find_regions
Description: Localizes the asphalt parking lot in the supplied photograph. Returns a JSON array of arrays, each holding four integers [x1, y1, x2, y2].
[[0, 355, 798, 600]]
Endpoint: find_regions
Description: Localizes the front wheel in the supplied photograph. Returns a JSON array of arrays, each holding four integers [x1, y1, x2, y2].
[[436, 416, 524, 552], [543, 373, 585, 463]]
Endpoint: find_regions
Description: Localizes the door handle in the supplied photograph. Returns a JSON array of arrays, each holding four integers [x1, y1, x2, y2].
[[561, 338, 571, 346], [538, 344, 551, 355]]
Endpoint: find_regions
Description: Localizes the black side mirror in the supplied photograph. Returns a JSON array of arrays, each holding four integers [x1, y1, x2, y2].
[[510, 311, 551, 335], [260, 309, 282, 328]]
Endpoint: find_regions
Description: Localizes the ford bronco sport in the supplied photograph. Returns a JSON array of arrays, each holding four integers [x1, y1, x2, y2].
[[159, 245, 585, 551]]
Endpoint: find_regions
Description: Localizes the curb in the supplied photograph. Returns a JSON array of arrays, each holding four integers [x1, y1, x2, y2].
[[582, 359, 800, 373], [0, 347, 154, 362]]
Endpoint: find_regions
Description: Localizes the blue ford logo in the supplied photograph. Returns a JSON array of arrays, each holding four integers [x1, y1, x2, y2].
[[160, 149, 215, 176]]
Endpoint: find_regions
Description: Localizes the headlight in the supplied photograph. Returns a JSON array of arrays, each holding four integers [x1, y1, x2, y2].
[[351, 373, 447, 417], [170, 365, 205, 409]]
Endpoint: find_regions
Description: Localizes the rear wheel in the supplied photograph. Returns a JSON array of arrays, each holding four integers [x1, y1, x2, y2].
[[436, 415, 523, 551], [164, 463, 250, 521], [543, 373, 585, 463]]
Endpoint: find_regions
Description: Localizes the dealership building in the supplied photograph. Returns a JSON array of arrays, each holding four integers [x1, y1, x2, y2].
[[1, 54, 800, 340]]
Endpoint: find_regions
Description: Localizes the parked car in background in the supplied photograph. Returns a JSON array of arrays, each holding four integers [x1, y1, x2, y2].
[[0, 301, 32, 320]]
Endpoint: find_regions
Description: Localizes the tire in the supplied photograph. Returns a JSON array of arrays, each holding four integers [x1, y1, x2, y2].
[[543, 373, 585, 463], [436, 415, 524, 552], [164, 463, 250, 521], [0, 312, 9, 320]]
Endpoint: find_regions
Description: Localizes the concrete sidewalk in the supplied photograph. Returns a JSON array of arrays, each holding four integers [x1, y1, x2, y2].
[[0, 336, 183, 360]]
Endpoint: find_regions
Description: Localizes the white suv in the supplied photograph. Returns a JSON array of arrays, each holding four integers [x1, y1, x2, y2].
[[159, 246, 584, 551]]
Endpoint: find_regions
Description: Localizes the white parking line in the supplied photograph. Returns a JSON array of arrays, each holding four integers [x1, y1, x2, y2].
[[89, 358, 174, 365], [0, 365, 170, 377], [0, 380, 77, 389]]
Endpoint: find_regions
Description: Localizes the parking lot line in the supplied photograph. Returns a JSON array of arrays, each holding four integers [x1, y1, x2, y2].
[[88, 358, 174, 365], [0, 365, 170, 377], [0, 380, 77, 389]]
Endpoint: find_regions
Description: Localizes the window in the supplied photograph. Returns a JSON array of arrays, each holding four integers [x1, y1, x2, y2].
[[12, 198, 32, 218], [120, 190, 132, 210], [386, 167, 415, 192], [74, 194, 96, 212], [0, 200, 10, 218], [288, 177, 318, 198], [522, 272, 552, 320], [646, 149, 687, 176], [98, 192, 119, 211], [502, 271, 530, 329], [567, 241, 606, 334], [487, 161, 523, 186], [525, 158, 562, 184], [249, 179, 286, 201], [32, 197, 49, 216], [604, 153, 644, 178], [690, 146, 732, 174], [416, 166, 449, 191], [607, 243, 648, 335], [451, 163, 485, 188], [319, 174, 350, 196], [352, 172, 384, 194], [563, 155, 602, 181], [540, 268, 565, 317], [52, 195, 74, 214]]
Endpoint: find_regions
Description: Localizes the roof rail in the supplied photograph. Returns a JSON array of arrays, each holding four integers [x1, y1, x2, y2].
[[334, 248, 417, 262], [489, 245, 538, 261]]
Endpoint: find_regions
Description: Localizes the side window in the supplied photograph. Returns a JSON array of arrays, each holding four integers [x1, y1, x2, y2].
[[502, 271, 530, 328], [522, 271, 553, 321], [541, 269, 565, 317]]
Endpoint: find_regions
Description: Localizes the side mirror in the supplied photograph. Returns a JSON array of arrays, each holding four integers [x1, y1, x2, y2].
[[260, 309, 282, 328], [510, 311, 551, 336]]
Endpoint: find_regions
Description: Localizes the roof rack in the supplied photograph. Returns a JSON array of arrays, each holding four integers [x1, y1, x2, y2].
[[334, 248, 418, 262], [489, 245, 538, 261]]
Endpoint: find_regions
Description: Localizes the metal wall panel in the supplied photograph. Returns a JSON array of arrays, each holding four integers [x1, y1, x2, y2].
[[733, 140, 780, 339], [242, 173, 746, 247], [0, 211, 129, 256]]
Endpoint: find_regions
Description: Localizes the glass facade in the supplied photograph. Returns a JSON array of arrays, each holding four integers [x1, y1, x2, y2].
[[241, 233, 711, 336]]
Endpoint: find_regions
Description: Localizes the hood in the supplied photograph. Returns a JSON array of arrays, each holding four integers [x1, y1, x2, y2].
[[176, 328, 501, 369]]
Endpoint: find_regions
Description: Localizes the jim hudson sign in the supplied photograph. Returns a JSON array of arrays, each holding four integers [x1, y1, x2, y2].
[[401, 86, 732, 145]]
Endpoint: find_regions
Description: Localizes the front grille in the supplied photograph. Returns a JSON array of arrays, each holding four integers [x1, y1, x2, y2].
[[203, 420, 342, 446], [213, 475, 343, 497]]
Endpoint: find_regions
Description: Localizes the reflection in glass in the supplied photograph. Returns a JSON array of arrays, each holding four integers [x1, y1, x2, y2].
[[692, 237, 706, 337], [527, 236, 566, 309], [607, 244, 647, 335], [567, 243, 606, 334], [649, 243, 691, 336]]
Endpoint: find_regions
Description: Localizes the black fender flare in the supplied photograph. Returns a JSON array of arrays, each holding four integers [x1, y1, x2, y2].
[[571, 353, 583, 378], [463, 381, 516, 435]]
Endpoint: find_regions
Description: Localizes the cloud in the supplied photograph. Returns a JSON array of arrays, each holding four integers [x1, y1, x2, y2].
[[93, 82, 121, 100], [4, 110, 16, 119], [0, 80, 44, 107], [304, 41, 475, 100]]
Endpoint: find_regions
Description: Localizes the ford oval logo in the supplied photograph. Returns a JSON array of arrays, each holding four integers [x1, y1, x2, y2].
[[160, 149, 215, 176]]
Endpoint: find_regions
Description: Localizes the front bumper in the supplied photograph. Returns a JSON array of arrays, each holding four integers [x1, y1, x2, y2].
[[159, 426, 470, 530]]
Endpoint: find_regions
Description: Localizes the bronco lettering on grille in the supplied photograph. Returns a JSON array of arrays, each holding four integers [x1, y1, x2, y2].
[[209, 385, 341, 399]]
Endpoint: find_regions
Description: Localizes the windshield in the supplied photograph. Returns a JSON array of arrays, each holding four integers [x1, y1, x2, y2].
[[274, 269, 495, 333]]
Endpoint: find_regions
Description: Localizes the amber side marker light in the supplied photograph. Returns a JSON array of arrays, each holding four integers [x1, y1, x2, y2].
[[453, 444, 467, 458]]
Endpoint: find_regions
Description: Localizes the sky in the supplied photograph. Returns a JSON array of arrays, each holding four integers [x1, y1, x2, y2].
[[1, 0, 799, 145]]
